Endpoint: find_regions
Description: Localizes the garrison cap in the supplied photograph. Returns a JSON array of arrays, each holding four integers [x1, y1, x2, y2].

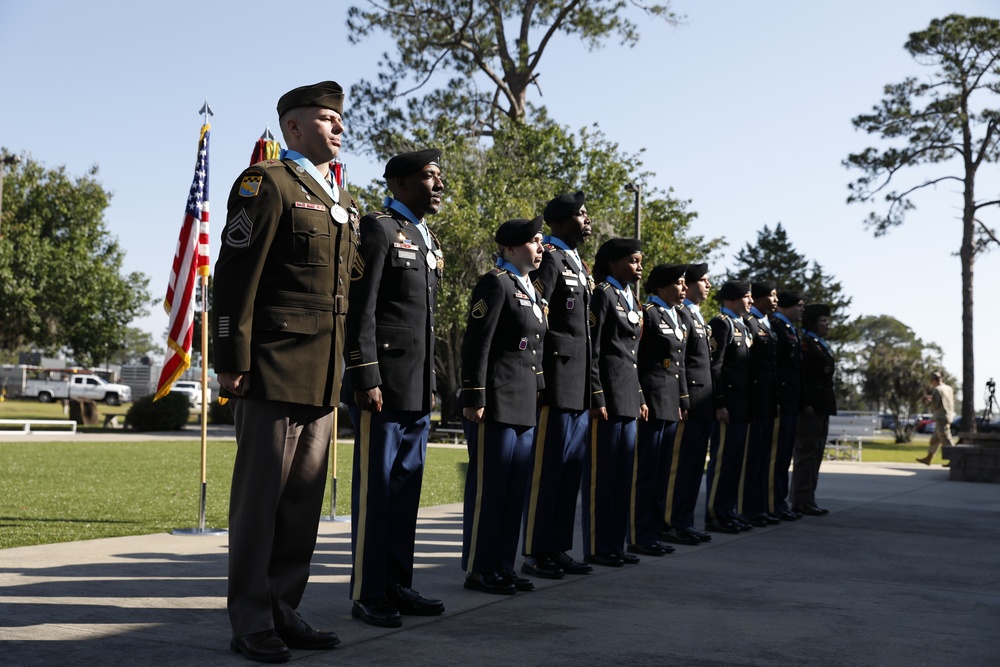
[[277, 81, 345, 117], [544, 190, 586, 223], [777, 290, 805, 307], [495, 216, 544, 246], [685, 262, 709, 282], [645, 263, 687, 292], [384, 148, 442, 179], [752, 280, 777, 297], [595, 238, 642, 266], [717, 280, 752, 301]]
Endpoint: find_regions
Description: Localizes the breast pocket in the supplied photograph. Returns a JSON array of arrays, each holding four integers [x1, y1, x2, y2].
[[291, 209, 331, 266]]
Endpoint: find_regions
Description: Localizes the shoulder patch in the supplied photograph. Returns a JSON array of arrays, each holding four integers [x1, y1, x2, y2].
[[238, 171, 263, 198], [471, 299, 488, 319], [224, 209, 254, 248]]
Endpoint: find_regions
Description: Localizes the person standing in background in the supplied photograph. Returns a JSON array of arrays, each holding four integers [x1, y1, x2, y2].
[[917, 371, 955, 465]]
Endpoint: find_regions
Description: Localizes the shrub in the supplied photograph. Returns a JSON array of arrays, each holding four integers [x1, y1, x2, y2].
[[208, 399, 235, 425], [125, 392, 190, 431]]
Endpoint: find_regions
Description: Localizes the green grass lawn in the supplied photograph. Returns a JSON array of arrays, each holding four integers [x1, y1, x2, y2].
[[0, 397, 935, 550]]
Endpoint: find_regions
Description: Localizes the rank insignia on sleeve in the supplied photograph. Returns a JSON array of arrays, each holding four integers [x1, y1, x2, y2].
[[710, 336, 718, 353], [351, 254, 365, 281], [471, 299, 488, 319], [589, 311, 597, 327], [224, 209, 254, 248], [532, 277, 544, 293], [238, 173, 262, 197]]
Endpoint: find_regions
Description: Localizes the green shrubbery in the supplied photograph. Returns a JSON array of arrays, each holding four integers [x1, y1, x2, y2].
[[125, 392, 190, 431], [208, 399, 235, 425]]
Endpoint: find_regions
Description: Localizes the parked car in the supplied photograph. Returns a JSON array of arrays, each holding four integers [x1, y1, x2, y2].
[[915, 417, 936, 434], [25, 374, 132, 405], [950, 416, 1000, 435], [170, 380, 211, 408]]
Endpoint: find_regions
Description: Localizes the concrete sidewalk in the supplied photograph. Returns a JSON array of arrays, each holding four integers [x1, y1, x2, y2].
[[1, 461, 998, 666]]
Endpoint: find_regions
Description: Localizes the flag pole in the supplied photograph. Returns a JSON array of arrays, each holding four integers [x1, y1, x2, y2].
[[320, 406, 348, 522], [174, 100, 224, 537]]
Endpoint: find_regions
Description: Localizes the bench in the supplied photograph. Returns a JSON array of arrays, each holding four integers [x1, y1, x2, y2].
[[824, 414, 877, 462], [430, 427, 465, 445], [103, 413, 128, 428], [0, 418, 78, 435]]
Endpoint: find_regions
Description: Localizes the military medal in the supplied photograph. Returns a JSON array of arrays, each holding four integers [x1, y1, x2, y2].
[[426, 251, 437, 269], [331, 204, 349, 224], [627, 311, 640, 324], [532, 303, 543, 322], [676, 327, 684, 340]]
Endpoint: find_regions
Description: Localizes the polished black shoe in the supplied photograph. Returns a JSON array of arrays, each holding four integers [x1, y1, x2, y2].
[[585, 552, 624, 567], [775, 509, 800, 521], [685, 527, 712, 542], [386, 583, 444, 616], [464, 571, 517, 595], [747, 513, 770, 528], [705, 518, 740, 534], [274, 618, 340, 650], [616, 550, 641, 564], [352, 597, 403, 628], [230, 630, 291, 663], [793, 503, 824, 517], [499, 568, 535, 591], [627, 542, 672, 557], [810, 503, 830, 515], [661, 527, 700, 546], [760, 512, 782, 525], [550, 551, 593, 574], [521, 554, 565, 579], [730, 517, 754, 531]]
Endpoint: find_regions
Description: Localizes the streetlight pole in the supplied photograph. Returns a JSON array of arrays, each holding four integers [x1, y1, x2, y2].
[[625, 182, 641, 240], [0, 150, 23, 239]]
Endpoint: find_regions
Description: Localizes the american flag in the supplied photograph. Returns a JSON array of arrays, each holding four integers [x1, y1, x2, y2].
[[155, 124, 211, 400]]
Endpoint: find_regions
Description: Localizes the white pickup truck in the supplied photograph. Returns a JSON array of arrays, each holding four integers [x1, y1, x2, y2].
[[25, 374, 133, 405]]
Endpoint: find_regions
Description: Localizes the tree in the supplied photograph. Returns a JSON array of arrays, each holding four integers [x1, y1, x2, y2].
[[851, 315, 947, 443], [352, 114, 723, 423], [727, 223, 853, 341], [0, 154, 151, 365], [844, 14, 1000, 432], [346, 0, 681, 154]]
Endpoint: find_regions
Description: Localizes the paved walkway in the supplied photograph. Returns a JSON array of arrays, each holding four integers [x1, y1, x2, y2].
[[1, 461, 998, 666]]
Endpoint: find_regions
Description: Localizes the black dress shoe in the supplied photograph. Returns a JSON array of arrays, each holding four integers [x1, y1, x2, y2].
[[793, 503, 824, 517], [499, 568, 535, 591], [352, 597, 403, 628], [661, 528, 700, 546], [585, 552, 624, 567], [627, 542, 673, 556], [747, 514, 770, 528], [550, 551, 593, 574], [730, 517, 754, 531], [775, 509, 800, 521], [464, 571, 516, 595], [810, 503, 830, 515], [230, 630, 291, 663], [705, 518, 740, 534], [616, 550, 641, 564], [521, 555, 565, 579], [761, 512, 782, 525], [275, 618, 340, 650], [386, 583, 444, 616], [685, 527, 712, 542]]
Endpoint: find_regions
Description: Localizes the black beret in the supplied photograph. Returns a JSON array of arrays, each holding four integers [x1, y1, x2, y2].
[[685, 262, 709, 281], [277, 81, 344, 116], [717, 280, 751, 301], [595, 238, 642, 266], [543, 190, 586, 224], [777, 290, 805, 307], [383, 148, 442, 179], [645, 263, 687, 292], [803, 303, 831, 319], [752, 280, 777, 297], [495, 216, 544, 246]]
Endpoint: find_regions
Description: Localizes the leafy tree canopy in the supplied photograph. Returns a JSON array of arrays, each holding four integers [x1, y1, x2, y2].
[[0, 154, 151, 367]]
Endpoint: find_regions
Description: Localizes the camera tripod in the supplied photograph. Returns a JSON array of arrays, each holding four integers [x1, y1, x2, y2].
[[984, 379, 998, 421]]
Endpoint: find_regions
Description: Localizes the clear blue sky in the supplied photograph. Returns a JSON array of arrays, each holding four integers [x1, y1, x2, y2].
[[1, 1, 998, 408]]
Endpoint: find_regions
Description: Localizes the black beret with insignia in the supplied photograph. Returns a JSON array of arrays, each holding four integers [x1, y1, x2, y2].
[[717, 280, 751, 301], [684, 262, 709, 282], [384, 148, 443, 179], [277, 81, 344, 116], [644, 263, 687, 293], [495, 216, 544, 246], [543, 190, 586, 224], [752, 280, 777, 297], [777, 290, 805, 307], [595, 238, 641, 266]]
